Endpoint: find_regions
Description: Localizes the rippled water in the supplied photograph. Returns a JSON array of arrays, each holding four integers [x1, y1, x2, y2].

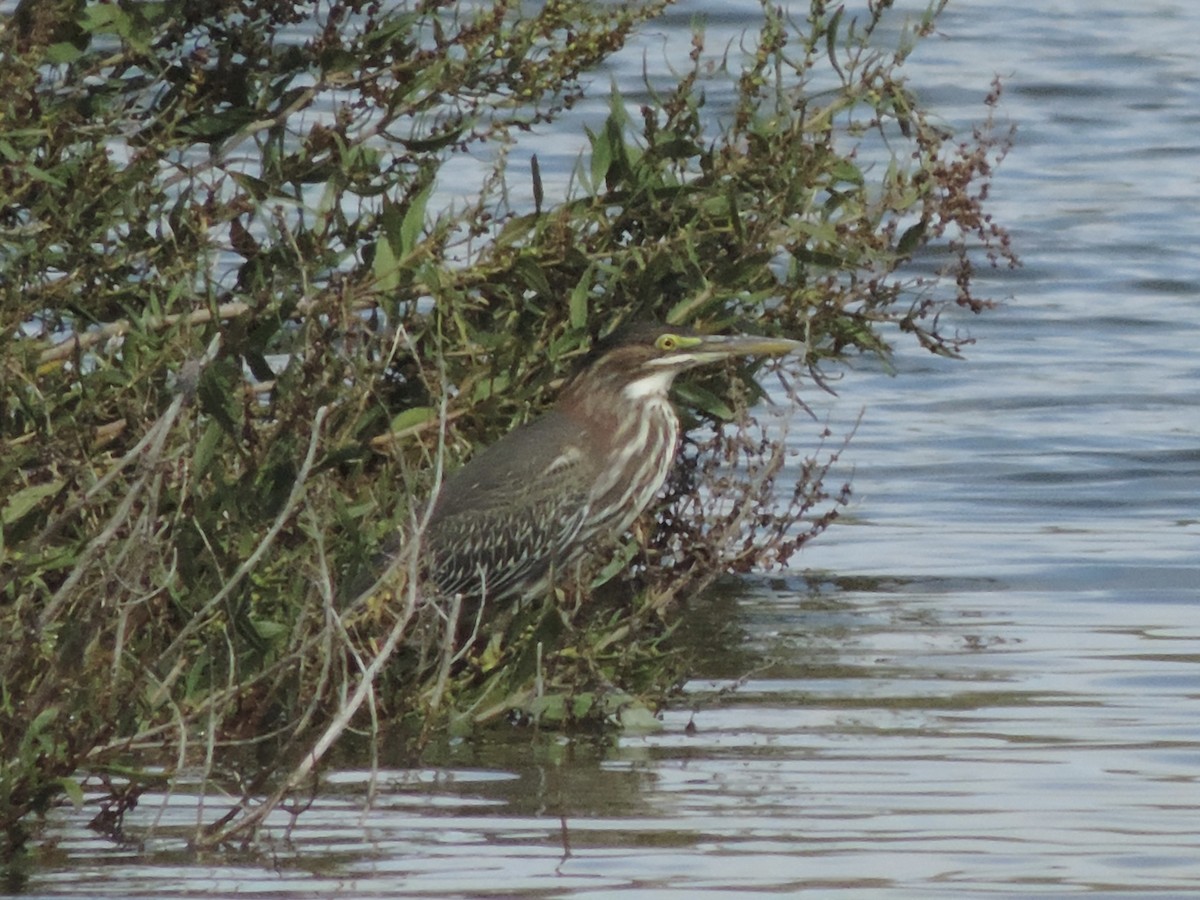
[[18, 0, 1200, 896]]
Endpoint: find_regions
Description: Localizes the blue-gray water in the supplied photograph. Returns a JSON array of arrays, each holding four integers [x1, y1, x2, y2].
[[19, 0, 1200, 896]]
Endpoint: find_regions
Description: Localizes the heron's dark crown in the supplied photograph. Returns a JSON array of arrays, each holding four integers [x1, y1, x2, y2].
[[555, 323, 707, 409]]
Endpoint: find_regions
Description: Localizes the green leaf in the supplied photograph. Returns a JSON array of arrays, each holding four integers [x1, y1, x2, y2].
[[388, 406, 436, 435], [372, 233, 400, 292], [571, 692, 595, 719], [21, 164, 67, 188], [617, 702, 663, 734], [897, 220, 927, 256], [590, 539, 639, 588], [58, 777, 86, 808], [81, 5, 127, 34], [588, 124, 613, 187], [830, 159, 864, 185], [674, 381, 735, 421], [400, 182, 433, 257], [193, 420, 224, 479], [471, 374, 509, 401], [45, 42, 85, 64], [568, 270, 592, 329], [513, 255, 552, 298], [197, 361, 241, 437], [20, 706, 59, 759], [825, 6, 845, 79], [252, 619, 289, 642], [2, 480, 65, 526], [528, 693, 566, 724]]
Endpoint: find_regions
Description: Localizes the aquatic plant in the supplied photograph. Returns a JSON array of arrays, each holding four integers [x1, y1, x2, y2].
[[0, 0, 1014, 857]]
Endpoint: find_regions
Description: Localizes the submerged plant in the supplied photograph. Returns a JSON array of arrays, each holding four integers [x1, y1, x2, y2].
[[0, 0, 1014, 857]]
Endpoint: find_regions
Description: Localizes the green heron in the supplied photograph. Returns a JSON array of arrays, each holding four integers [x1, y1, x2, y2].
[[422, 323, 805, 605]]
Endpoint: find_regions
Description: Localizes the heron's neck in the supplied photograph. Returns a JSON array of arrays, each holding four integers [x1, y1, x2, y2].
[[557, 362, 684, 443], [567, 371, 683, 542]]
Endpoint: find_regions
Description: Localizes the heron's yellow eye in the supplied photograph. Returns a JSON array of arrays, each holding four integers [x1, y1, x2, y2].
[[656, 334, 679, 352]]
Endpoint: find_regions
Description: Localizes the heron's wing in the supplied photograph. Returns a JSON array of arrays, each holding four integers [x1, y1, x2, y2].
[[424, 411, 597, 600], [428, 412, 591, 517]]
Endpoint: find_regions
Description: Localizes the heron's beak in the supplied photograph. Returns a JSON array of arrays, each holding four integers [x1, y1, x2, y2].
[[687, 332, 807, 364]]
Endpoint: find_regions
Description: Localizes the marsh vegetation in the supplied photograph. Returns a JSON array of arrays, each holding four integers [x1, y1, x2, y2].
[[0, 0, 1013, 860]]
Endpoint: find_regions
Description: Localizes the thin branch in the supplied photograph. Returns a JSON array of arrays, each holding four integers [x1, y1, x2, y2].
[[36, 305, 247, 367], [160, 403, 332, 663], [197, 536, 424, 848]]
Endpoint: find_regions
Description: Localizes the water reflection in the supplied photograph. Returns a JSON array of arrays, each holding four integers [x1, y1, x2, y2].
[[26, 569, 1200, 896]]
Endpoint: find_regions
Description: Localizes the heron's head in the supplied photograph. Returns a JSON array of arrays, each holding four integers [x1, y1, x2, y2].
[[570, 323, 806, 402]]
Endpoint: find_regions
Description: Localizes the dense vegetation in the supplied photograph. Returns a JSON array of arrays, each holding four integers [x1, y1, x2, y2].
[[0, 0, 1014, 860]]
